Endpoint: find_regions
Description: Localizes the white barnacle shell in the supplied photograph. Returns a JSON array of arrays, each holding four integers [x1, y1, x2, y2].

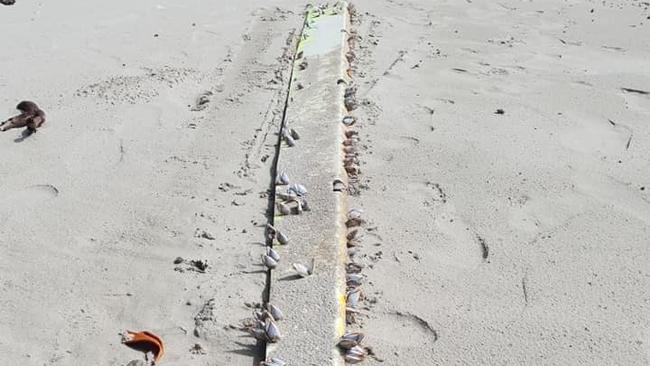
[[347, 345, 367, 357], [288, 183, 307, 196], [292, 258, 315, 278], [284, 135, 296, 147], [262, 254, 278, 269], [265, 318, 281, 342], [347, 208, 363, 220], [347, 288, 361, 308], [267, 303, 284, 321], [276, 171, 290, 185], [267, 248, 280, 262], [346, 273, 364, 286], [345, 345, 368, 363], [342, 116, 357, 126], [300, 198, 311, 212], [344, 353, 365, 364], [276, 231, 289, 245], [293, 263, 310, 277]]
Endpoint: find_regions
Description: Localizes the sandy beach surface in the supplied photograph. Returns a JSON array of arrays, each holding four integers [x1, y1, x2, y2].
[[0, 1, 303, 365], [1, 0, 649, 365]]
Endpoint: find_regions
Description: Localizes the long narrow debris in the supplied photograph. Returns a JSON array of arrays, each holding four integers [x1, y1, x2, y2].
[[264, 2, 351, 365]]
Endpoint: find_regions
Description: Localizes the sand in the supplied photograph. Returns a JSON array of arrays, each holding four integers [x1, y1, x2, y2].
[[348, 0, 650, 364], [0, 1, 303, 365], [1, 0, 649, 365]]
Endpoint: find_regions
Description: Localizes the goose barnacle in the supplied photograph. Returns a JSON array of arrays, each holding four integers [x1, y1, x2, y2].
[[266, 224, 277, 241], [262, 254, 278, 269], [346, 273, 364, 287], [347, 238, 361, 248], [347, 288, 361, 308], [348, 208, 363, 219], [287, 183, 307, 196], [346, 262, 364, 274], [267, 303, 284, 321], [343, 145, 358, 154], [345, 217, 364, 228], [347, 228, 361, 240], [276, 230, 289, 245], [345, 165, 360, 175], [343, 138, 359, 146], [275, 171, 290, 185], [344, 345, 368, 363], [338, 332, 365, 350], [265, 318, 281, 343], [284, 134, 296, 147], [342, 116, 357, 126], [267, 248, 280, 262]]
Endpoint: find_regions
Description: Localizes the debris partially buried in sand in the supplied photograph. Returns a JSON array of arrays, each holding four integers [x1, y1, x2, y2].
[[121, 330, 165, 364], [191, 91, 213, 111], [621, 87, 649, 95], [0, 101, 46, 134], [189, 343, 207, 355], [174, 258, 208, 273]]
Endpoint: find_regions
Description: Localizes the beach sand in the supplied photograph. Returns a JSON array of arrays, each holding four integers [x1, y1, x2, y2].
[[0, 1, 303, 365], [1, 0, 649, 365], [349, 0, 650, 364]]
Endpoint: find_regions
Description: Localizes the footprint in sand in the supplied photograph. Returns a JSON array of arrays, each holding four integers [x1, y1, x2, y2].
[[406, 181, 483, 267], [367, 311, 438, 356]]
